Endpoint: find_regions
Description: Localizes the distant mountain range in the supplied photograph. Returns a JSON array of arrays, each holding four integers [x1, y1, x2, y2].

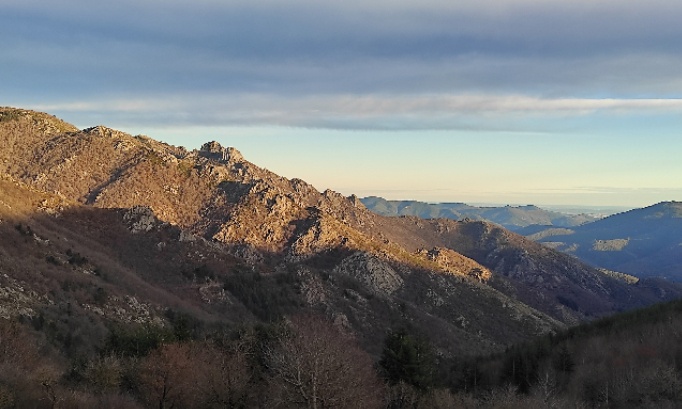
[[361, 196, 682, 282], [528, 202, 682, 281], [360, 196, 600, 231]]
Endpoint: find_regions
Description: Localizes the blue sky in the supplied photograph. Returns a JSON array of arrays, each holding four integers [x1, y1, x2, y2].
[[3, 0, 682, 207]]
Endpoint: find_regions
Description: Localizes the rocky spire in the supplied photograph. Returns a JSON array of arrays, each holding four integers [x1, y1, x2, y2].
[[199, 141, 244, 163]]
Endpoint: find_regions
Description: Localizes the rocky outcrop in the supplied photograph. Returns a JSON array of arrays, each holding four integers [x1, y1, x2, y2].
[[199, 141, 244, 163], [420, 247, 492, 282], [123, 206, 162, 233], [288, 216, 346, 261], [83, 125, 130, 139], [0, 274, 45, 319], [333, 252, 403, 296]]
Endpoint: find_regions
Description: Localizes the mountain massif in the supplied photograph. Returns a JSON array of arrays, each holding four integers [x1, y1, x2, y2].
[[2, 106, 680, 338], [1, 107, 681, 406]]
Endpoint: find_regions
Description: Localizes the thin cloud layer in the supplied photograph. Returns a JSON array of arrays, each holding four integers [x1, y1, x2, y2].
[[34, 94, 682, 130]]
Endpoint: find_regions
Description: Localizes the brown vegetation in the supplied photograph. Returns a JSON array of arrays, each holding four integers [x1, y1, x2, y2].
[[267, 314, 384, 409]]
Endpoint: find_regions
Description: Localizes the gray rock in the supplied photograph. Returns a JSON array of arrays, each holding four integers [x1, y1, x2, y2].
[[334, 252, 403, 296]]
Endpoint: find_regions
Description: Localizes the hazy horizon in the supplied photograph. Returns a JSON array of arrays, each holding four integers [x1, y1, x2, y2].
[[4, 0, 682, 207], [358, 197, 637, 215]]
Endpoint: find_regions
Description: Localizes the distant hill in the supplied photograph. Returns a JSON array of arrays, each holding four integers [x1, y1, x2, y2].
[[530, 202, 682, 281], [360, 196, 599, 231]]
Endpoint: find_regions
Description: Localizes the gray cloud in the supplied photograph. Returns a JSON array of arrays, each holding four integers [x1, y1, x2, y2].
[[4, 0, 682, 129]]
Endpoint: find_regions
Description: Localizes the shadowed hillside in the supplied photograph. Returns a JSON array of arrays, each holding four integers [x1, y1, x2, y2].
[[529, 202, 682, 281]]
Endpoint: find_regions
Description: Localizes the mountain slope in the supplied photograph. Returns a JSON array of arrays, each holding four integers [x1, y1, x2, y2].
[[1, 169, 568, 359], [531, 202, 682, 281], [0, 109, 570, 359], [344, 212, 681, 324]]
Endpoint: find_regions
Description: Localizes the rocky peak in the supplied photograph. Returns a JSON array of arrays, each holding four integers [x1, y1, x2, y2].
[[0, 107, 78, 135], [82, 126, 130, 139], [199, 141, 244, 163], [320, 189, 364, 213], [348, 194, 365, 209]]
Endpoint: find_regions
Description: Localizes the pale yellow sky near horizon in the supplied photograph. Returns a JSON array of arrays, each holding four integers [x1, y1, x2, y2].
[[117, 124, 682, 209]]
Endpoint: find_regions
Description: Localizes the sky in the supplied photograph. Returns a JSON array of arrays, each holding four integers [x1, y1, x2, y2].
[[3, 0, 682, 208]]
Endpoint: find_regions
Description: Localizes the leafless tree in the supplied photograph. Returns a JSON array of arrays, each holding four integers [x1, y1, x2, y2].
[[267, 314, 384, 409], [137, 342, 200, 409], [193, 338, 255, 408]]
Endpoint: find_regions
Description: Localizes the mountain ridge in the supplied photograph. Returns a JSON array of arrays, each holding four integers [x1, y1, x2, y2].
[[531, 201, 682, 281], [1, 106, 680, 359]]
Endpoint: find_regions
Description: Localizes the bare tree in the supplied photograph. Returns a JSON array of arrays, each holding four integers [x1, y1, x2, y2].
[[194, 338, 255, 408], [137, 342, 200, 409], [0, 319, 65, 408], [84, 354, 123, 393], [268, 314, 384, 409]]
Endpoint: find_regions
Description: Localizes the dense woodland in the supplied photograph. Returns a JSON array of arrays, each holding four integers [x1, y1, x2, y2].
[[2, 298, 682, 408]]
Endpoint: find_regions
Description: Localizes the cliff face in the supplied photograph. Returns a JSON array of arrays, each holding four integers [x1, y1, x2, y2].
[[1, 107, 679, 359]]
